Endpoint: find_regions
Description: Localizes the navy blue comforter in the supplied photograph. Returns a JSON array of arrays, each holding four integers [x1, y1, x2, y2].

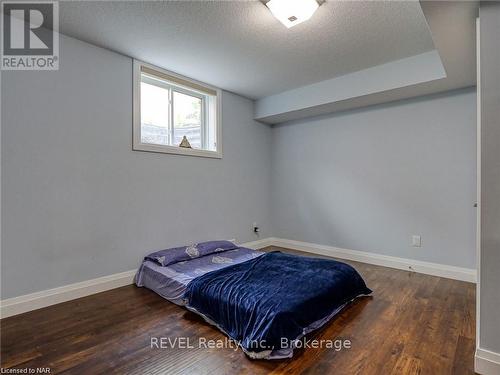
[[184, 251, 371, 356]]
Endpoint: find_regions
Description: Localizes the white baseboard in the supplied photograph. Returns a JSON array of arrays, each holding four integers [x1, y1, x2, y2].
[[0, 270, 136, 319], [269, 237, 477, 283], [240, 237, 274, 250], [0, 237, 475, 319], [0, 239, 272, 319], [476, 348, 500, 375]]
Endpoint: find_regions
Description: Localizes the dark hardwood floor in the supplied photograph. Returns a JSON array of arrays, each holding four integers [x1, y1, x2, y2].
[[0, 247, 476, 374]]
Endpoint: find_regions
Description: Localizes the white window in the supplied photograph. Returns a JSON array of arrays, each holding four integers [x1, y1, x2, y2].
[[133, 60, 222, 158]]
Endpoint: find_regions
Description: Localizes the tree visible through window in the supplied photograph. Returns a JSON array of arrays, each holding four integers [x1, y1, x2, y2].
[[173, 91, 202, 149]]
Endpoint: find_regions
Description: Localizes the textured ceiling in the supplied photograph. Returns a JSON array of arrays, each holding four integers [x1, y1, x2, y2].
[[419, 1, 477, 92], [254, 1, 479, 124], [59, 0, 435, 99]]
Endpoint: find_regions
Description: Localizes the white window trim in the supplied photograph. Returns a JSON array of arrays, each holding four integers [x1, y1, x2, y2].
[[133, 60, 223, 159]]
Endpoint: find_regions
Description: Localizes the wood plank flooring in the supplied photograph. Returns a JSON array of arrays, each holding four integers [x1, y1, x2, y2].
[[0, 247, 476, 374]]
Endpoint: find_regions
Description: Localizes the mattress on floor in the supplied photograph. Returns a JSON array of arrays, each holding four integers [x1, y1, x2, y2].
[[135, 247, 263, 305], [184, 251, 372, 359]]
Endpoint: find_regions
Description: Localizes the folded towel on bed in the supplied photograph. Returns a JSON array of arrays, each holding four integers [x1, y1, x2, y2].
[[145, 240, 238, 267], [184, 251, 371, 359]]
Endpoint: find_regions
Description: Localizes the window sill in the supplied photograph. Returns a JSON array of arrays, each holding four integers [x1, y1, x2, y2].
[[133, 143, 222, 159]]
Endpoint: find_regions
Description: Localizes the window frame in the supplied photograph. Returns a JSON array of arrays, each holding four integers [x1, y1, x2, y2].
[[133, 60, 222, 159]]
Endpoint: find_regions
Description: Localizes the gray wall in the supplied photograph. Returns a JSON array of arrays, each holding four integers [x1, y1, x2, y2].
[[479, 3, 500, 354], [0, 33, 479, 300], [1, 35, 272, 299], [271, 88, 477, 269]]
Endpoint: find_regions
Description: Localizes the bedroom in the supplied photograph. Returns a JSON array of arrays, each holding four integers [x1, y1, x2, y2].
[[1, 0, 499, 374]]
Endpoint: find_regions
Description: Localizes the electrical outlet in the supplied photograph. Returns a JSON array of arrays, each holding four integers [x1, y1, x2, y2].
[[253, 222, 260, 233], [411, 235, 422, 247]]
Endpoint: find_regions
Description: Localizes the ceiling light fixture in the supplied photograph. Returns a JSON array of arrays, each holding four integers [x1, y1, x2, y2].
[[266, 0, 319, 28]]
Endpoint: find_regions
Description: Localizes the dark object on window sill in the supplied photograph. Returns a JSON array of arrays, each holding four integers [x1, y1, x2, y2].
[[179, 136, 192, 148]]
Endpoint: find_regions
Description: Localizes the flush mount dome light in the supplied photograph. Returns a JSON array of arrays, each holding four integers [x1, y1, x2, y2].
[[266, 0, 319, 28]]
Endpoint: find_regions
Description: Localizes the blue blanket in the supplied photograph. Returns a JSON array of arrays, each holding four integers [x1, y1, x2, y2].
[[184, 251, 371, 357]]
